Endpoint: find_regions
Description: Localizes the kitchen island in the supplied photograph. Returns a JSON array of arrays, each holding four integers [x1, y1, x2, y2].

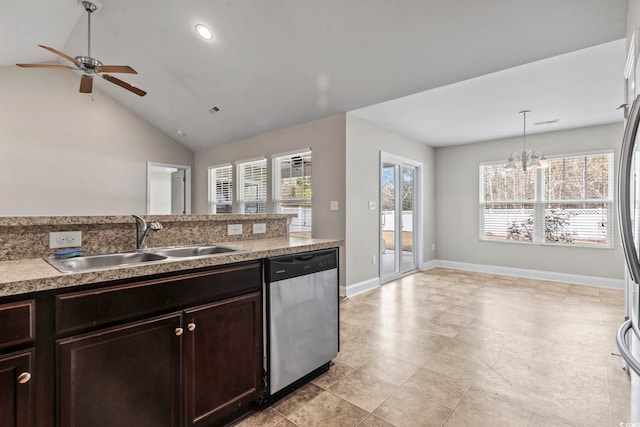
[[0, 214, 342, 427]]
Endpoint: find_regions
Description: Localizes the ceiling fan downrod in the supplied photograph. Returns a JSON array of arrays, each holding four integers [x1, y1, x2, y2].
[[82, 1, 97, 59], [75, 1, 102, 74]]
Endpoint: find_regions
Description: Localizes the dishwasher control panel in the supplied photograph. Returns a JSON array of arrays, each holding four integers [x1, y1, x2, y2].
[[266, 249, 337, 282]]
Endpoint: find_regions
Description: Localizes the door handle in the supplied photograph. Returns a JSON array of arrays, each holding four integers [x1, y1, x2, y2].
[[617, 319, 640, 376], [618, 94, 640, 283]]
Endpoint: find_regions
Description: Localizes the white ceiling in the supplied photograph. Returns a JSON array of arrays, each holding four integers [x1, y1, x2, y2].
[[352, 39, 627, 146], [0, 0, 629, 152]]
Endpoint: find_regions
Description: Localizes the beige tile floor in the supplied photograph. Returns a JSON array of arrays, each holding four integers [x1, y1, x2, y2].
[[236, 268, 632, 427]]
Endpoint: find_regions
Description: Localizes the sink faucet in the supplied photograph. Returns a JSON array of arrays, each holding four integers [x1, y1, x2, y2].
[[132, 215, 163, 249]]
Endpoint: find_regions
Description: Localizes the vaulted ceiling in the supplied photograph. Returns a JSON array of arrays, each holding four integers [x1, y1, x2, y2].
[[0, 0, 629, 151]]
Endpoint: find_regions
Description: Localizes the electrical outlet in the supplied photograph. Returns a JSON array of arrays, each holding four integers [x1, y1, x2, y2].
[[227, 224, 243, 236], [330, 201, 339, 211], [253, 223, 266, 234], [50, 231, 82, 249]]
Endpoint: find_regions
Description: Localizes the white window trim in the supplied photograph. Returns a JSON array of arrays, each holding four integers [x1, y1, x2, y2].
[[272, 149, 312, 236], [236, 157, 268, 214], [479, 150, 614, 249], [207, 163, 233, 214]]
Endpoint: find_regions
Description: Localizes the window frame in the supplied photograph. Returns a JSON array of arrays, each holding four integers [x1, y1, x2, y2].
[[207, 164, 233, 214], [272, 149, 312, 237], [479, 150, 614, 248], [236, 157, 268, 214]]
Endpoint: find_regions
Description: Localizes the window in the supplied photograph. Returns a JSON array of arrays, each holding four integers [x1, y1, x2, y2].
[[208, 164, 233, 214], [273, 150, 312, 237], [480, 151, 613, 247], [237, 158, 267, 213]]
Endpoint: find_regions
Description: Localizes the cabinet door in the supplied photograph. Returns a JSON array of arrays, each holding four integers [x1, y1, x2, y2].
[[0, 348, 34, 427], [57, 314, 181, 427], [183, 292, 262, 427]]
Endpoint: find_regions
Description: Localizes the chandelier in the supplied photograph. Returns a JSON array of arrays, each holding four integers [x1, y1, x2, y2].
[[504, 110, 548, 172]]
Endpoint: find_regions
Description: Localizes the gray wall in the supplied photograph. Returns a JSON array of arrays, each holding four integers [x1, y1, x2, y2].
[[193, 114, 347, 283], [0, 66, 194, 216], [193, 114, 346, 238], [628, 0, 639, 43], [435, 122, 625, 280], [345, 114, 436, 288]]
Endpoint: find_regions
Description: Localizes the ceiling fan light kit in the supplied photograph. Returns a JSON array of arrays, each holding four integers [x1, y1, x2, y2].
[[16, 1, 146, 97]]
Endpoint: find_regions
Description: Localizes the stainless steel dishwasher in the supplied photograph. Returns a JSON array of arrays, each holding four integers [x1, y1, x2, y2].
[[263, 248, 339, 404]]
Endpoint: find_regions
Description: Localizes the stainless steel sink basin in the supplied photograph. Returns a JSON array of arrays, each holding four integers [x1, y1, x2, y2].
[[45, 244, 241, 273], [148, 245, 238, 258], [46, 252, 168, 273]]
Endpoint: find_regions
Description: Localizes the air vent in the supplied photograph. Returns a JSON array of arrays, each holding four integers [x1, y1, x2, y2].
[[533, 119, 559, 126], [208, 106, 221, 114]]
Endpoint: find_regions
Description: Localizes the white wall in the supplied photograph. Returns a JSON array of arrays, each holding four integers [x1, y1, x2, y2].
[[0, 66, 194, 216], [149, 170, 172, 214], [435, 123, 625, 280], [345, 114, 436, 291]]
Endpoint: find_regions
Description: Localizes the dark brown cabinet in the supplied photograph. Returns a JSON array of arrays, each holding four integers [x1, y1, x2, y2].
[[57, 314, 182, 427], [52, 262, 263, 427], [184, 292, 262, 426], [0, 299, 36, 427], [0, 348, 35, 427]]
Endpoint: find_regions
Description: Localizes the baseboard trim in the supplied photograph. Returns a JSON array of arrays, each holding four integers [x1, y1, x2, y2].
[[419, 260, 439, 271], [342, 277, 380, 297], [424, 260, 624, 290]]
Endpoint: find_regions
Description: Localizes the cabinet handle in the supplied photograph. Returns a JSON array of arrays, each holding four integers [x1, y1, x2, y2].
[[187, 322, 196, 332], [17, 372, 31, 384], [175, 327, 184, 336]]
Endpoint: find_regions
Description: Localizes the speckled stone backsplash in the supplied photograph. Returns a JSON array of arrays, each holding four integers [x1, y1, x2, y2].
[[0, 214, 293, 261]]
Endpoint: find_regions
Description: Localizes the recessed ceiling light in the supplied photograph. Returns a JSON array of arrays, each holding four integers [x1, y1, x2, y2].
[[195, 24, 213, 40]]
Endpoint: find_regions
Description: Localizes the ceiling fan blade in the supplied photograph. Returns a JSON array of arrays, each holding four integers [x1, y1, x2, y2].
[[101, 74, 147, 97], [79, 75, 93, 93], [96, 65, 137, 74], [38, 45, 79, 65], [16, 63, 74, 70]]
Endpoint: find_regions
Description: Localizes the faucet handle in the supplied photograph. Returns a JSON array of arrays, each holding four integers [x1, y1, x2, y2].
[[149, 222, 163, 231]]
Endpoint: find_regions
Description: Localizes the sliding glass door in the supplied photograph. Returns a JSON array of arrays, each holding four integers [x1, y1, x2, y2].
[[380, 154, 420, 283]]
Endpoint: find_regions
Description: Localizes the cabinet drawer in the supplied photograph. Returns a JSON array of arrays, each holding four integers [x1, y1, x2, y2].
[[56, 262, 261, 336], [0, 300, 35, 349]]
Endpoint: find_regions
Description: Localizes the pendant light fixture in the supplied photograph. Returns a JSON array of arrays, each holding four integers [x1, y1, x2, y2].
[[505, 110, 549, 171]]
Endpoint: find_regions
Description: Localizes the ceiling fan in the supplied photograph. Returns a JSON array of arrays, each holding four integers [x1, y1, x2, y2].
[[17, 1, 146, 97]]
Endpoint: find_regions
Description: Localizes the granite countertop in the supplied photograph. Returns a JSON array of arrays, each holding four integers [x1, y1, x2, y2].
[[0, 237, 342, 297], [0, 213, 297, 227]]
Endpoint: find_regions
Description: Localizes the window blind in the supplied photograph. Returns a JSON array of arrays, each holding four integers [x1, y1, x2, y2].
[[208, 164, 233, 214], [238, 159, 267, 213], [479, 151, 613, 247], [273, 150, 312, 236]]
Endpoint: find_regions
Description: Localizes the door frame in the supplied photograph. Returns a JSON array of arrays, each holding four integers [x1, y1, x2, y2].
[[147, 162, 192, 215], [379, 152, 423, 283]]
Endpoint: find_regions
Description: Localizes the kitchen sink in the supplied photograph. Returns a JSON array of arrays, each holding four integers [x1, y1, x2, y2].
[[45, 244, 241, 273], [148, 245, 237, 258], [46, 252, 168, 273]]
